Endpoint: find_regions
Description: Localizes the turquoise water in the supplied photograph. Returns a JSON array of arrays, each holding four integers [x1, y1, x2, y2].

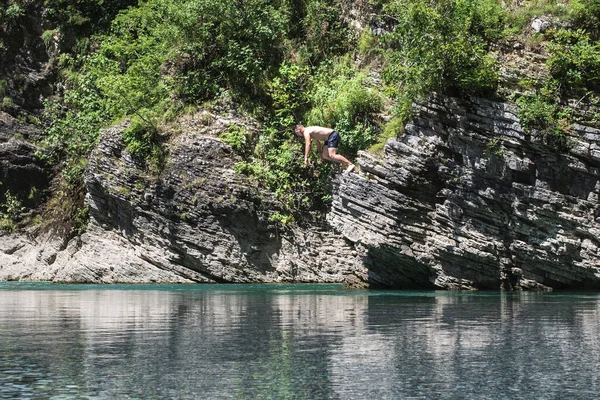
[[1, 283, 600, 399]]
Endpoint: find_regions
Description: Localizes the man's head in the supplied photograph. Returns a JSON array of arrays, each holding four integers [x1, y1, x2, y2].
[[294, 124, 304, 136]]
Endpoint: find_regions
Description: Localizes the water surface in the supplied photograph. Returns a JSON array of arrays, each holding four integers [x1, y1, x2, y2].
[[1, 283, 599, 399]]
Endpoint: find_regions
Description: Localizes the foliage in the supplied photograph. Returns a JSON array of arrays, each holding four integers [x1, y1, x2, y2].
[[71, 204, 90, 235], [547, 29, 600, 90], [515, 81, 572, 150], [1, 96, 16, 112], [39, 177, 88, 237], [358, 28, 382, 63], [42, 0, 304, 167], [170, 0, 290, 105], [513, 25, 600, 146], [40, 68, 115, 180], [0, 0, 37, 43], [229, 61, 329, 216], [0, 190, 25, 232], [300, 0, 353, 64], [305, 58, 383, 157], [0, 0, 135, 56], [232, 57, 383, 216], [381, 0, 503, 121], [502, 0, 570, 36], [122, 115, 166, 173], [43, 0, 138, 43], [234, 128, 331, 213], [268, 211, 295, 226], [267, 62, 311, 128], [221, 124, 255, 157], [370, 117, 405, 153], [485, 137, 504, 157], [570, 0, 600, 40]]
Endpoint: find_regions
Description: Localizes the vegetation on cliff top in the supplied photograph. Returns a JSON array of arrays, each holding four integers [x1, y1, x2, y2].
[[1, 0, 599, 228]]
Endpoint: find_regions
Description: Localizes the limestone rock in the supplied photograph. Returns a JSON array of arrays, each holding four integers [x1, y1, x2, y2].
[[3, 94, 600, 290], [531, 18, 550, 33], [0, 113, 51, 209], [0, 118, 364, 284], [328, 94, 600, 290]]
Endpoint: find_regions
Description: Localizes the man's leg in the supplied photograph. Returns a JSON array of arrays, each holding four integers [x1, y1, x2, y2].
[[322, 145, 331, 161], [327, 148, 355, 172]]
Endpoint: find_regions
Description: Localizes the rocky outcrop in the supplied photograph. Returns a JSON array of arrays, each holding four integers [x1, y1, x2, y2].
[[0, 2, 54, 116], [329, 94, 600, 290], [2, 94, 600, 289], [0, 112, 51, 208], [0, 114, 364, 283]]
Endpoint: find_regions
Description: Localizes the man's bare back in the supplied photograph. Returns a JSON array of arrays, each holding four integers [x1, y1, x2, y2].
[[303, 126, 333, 141]]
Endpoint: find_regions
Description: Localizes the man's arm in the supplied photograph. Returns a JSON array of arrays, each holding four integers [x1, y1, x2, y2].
[[304, 132, 311, 166]]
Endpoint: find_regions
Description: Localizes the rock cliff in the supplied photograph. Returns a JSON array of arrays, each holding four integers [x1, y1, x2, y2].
[[0, 112, 363, 283], [2, 94, 600, 290], [329, 94, 600, 290], [0, 112, 52, 212]]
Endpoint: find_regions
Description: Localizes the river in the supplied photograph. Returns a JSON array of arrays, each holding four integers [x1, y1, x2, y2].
[[1, 283, 599, 399]]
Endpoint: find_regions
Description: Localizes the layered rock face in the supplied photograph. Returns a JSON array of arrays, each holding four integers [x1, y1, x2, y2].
[[3, 95, 600, 289], [0, 112, 51, 208], [0, 114, 363, 283], [329, 94, 600, 290]]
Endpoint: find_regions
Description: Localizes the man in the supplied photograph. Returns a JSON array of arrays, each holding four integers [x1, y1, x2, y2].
[[294, 124, 355, 173]]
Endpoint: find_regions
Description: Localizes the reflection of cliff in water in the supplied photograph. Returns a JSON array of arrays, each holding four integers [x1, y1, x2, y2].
[[2, 288, 600, 398], [0, 287, 369, 398], [330, 292, 600, 397]]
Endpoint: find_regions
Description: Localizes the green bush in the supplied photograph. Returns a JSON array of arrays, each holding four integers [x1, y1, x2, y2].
[[170, 0, 289, 105], [234, 124, 333, 214], [358, 28, 383, 64], [267, 62, 311, 128], [0, 190, 25, 232], [570, 0, 600, 40], [370, 117, 405, 153], [40, 68, 117, 163], [381, 0, 503, 121], [517, 93, 559, 130], [220, 124, 254, 156], [122, 115, 166, 175], [268, 211, 295, 226], [234, 58, 382, 216], [301, 0, 353, 64], [547, 29, 600, 90], [515, 81, 572, 150], [43, 0, 138, 42], [305, 58, 383, 157]]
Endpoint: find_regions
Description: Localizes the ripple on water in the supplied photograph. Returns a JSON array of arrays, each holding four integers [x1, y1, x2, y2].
[[1, 284, 600, 399]]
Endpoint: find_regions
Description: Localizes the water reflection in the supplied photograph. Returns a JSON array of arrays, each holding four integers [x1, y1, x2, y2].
[[1, 285, 600, 398]]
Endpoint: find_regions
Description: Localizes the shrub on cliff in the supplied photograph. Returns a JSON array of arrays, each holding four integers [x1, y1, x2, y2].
[[305, 57, 383, 158], [232, 57, 383, 216], [41, 0, 295, 168], [380, 0, 504, 120], [548, 29, 600, 92], [43, 0, 137, 50], [570, 0, 600, 40], [0, 190, 24, 232]]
